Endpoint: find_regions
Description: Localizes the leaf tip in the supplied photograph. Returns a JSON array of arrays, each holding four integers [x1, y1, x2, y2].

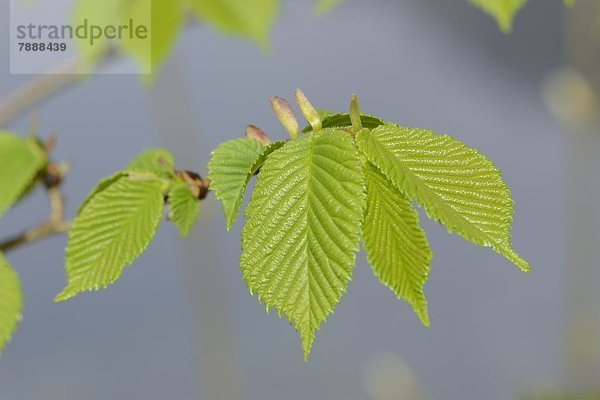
[[54, 287, 76, 302]]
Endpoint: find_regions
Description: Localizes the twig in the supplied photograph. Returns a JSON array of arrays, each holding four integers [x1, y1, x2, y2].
[[0, 57, 85, 127]]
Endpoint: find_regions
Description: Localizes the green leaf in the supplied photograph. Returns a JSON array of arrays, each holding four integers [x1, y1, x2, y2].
[[250, 141, 286, 174], [207, 138, 267, 231], [189, 0, 279, 46], [0, 253, 23, 353], [0, 132, 46, 218], [71, 0, 120, 64], [469, 0, 527, 32], [357, 124, 529, 272], [56, 174, 164, 301], [362, 163, 431, 326], [168, 181, 200, 237], [76, 171, 128, 215], [302, 113, 384, 133], [241, 129, 366, 359], [127, 148, 175, 177], [120, 0, 184, 73]]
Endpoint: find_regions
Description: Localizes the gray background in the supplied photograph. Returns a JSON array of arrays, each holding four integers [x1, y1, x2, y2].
[[0, 0, 587, 399]]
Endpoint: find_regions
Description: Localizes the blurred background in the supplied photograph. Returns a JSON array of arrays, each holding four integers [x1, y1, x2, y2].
[[1, 0, 599, 399]]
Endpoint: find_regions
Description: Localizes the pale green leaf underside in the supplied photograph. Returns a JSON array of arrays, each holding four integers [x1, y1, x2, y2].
[[56, 175, 164, 301], [169, 181, 200, 237], [127, 148, 174, 177], [0, 133, 46, 218], [0, 253, 23, 353], [241, 129, 366, 359], [363, 163, 431, 326], [207, 138, 265, 231], [357, 125, 529, 272], [190, 0, 279, 46]]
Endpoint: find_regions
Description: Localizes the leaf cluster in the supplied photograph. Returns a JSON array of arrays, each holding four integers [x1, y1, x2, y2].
[[208, 91, 529, 359]]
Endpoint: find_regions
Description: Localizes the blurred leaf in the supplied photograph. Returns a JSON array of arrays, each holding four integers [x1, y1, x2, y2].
[[314, 0, 341, 15], [189, 0, 279, 47], [168, 181, 200, 237], [362, 162, 431, 326], [469, 0, 527, 32], [72, 0, 123, 65], [121, 0, 185, 73], [0, 253, 23, 353], [357, 124, 529, 272], [241, 130, 366, 359], [0, 132, 46, 218], [56, 174, 164, 301], [127, 147, 175, 177]]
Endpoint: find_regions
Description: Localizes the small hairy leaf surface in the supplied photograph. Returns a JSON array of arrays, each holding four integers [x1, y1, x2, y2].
[[0, 253, 23, 352], [357, 125, 529, 272], [0, 133, 46, 217], [362, 163, 431, 326], [169, 181, 200, 237], [189, 0, 279, 47], [207, 138, 265, 231], [241, 129, 366, 359], [127, 148, 175, 177], [469, 0, 527, 32], [56, 175, 164, 301]]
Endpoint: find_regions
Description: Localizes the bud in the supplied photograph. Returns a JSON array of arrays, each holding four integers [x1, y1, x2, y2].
[[295, 89, 322, 132], [349, 93, 362, 132], [245, 125, 271, 145], [270, 96, 300, 139]]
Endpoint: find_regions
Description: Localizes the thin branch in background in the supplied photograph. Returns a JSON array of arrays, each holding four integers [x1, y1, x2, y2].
[[0, 56, 85, 127]]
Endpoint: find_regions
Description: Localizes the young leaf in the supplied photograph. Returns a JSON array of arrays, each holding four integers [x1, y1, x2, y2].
[[302, 113, 384, 133], [250, 141, 286, 174], [56, 174, 164, 301], [241, 129, 366, 359], [0, 253, 23, 352], [362, 163, 431, 326], [469, 0, 527, 32], [76, 171, 128, 215], [357, 125, 529, 272], [189, 0, 279, 47], [168, 181, 200, 237], [127, 148, 175, 177], [0, 132, 46, 217], [207, 138, 277, 231]]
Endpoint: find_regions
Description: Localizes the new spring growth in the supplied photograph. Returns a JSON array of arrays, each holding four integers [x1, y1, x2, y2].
[[245, 125, 271, 146], [295, 89, 322, 132], [270, 96, 299, 139], [349, 94, 362, 133]]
